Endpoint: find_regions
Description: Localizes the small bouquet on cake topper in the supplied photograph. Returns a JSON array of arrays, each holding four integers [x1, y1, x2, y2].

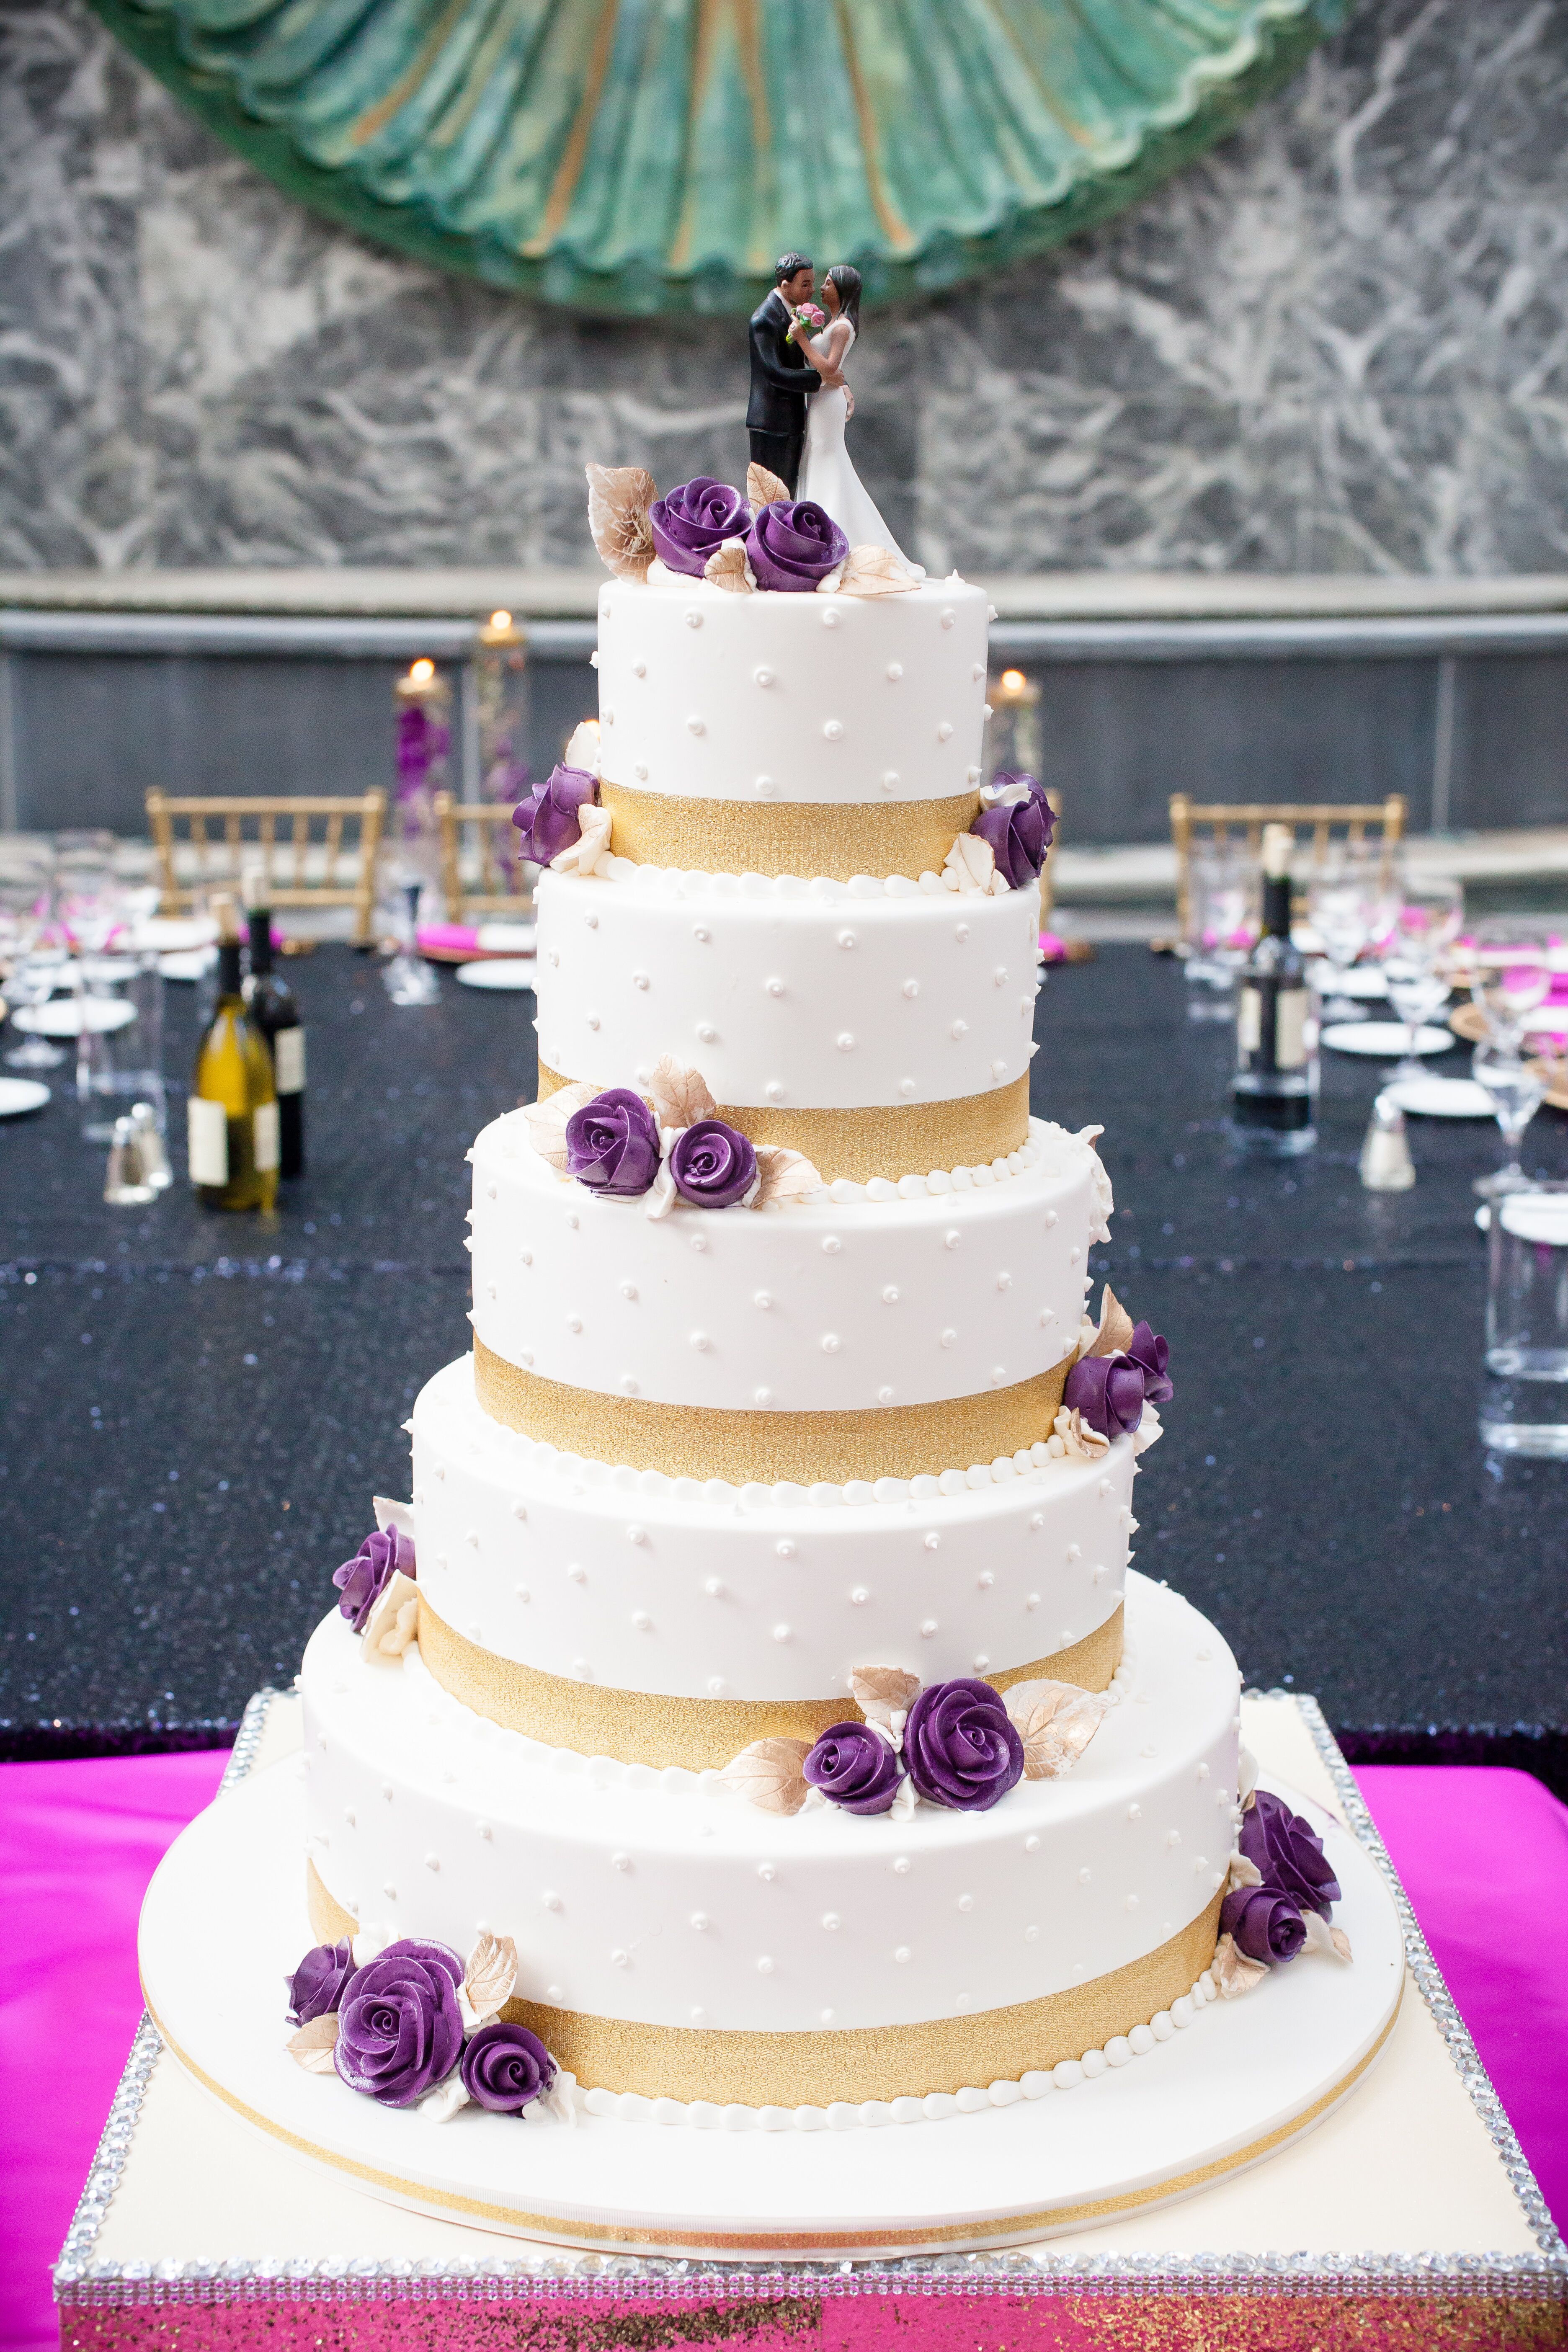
[[786, 301, 826, 343]]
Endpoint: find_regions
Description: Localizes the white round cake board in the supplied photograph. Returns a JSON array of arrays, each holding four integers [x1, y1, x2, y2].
[[139, 1760, 1404, 2259]]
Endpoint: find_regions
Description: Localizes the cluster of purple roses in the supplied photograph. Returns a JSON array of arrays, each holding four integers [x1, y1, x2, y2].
[[804, 1679, 1023, 1817], [513, 760, 598, 869], [650, 476, 849, 593], [331, 1522, 415, 1632], [971, 772, 1057, 890], [566, 1088, 756, 1210], [1220, 1791, 1343, 1966], [1063, 1320, 1173, 1441], [288, 1937, 557, 2115]]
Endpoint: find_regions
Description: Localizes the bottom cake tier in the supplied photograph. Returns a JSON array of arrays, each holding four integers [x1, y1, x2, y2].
[[299, 1571, 1241, 2112]]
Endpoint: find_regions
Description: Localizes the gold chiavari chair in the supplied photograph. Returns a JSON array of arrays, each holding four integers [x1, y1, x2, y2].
[[1168, 794, 1406, 943], [433, 792, 533, 925], [144, 791, 387, 947]]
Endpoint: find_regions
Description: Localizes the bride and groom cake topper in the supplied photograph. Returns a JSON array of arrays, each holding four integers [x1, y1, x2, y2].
[[748, 250, 918, 574]]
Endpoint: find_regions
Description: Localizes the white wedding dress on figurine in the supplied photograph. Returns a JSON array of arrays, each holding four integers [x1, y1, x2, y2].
[[796, 323, 922, 574]]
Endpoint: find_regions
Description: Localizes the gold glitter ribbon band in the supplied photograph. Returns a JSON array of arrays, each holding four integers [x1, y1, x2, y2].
[[473, 1335, 1072, 1485], [154, 1962, 1401, 2252], [309, 1861, 1222, 2110], [416, 1596, 1125, 1773], [537, 1062, 1032, 1186], [599, 779, 982, 882]]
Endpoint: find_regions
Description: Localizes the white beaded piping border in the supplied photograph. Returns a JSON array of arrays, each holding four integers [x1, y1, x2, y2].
[[53, 1688, 1568, 2296], [560, 852, 1029, 903]]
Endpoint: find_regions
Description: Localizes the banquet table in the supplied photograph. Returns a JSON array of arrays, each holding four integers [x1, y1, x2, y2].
[[2, 941, 1564, 1768]]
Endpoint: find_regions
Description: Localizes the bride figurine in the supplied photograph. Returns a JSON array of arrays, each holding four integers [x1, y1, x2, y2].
[[791, 265, 921, 575]]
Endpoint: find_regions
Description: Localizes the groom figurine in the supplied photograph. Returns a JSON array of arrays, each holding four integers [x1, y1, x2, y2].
[[748, 252, 814, 495]]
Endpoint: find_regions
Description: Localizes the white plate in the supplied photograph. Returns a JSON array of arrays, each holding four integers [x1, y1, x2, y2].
[[1522, 1005, 1568, 1039], [160, 947, 218, 982], [1321, 1021, 1454, 1058], [0, 1076, 51, 1117], [1384, 1075, 1495, 1118], [455, 959, 536, 991], [13, 995, 137, 1037], [133, 917, 217, 952], [1308, 964, 1387, 1000], [475, 920, 537, 955]]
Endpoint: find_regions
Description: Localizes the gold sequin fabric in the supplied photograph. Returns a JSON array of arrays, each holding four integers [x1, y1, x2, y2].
[[599, 779, 982, 881]]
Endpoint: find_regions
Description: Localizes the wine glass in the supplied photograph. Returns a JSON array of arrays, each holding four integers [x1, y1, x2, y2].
[[1376, 870, 1464, 1086], [1472, 1040, 1546, 1199], [1307, 839, 1380, 1022], [1183, 836, 1256, 1022], [0, 868, 67, 1070], [1467, 917, 1554, 1052]]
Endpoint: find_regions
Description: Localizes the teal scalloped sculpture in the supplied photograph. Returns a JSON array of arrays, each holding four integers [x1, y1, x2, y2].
[[89, 0, 1348, 315]]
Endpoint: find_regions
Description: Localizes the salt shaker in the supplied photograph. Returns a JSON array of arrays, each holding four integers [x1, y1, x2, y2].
[[104, 1115, 157, 1206], [1359, 1093, 1416, 1191], [130, 1099, 173, 1189]]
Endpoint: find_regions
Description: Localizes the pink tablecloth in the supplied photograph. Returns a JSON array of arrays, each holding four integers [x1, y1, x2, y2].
[[2, 1757, 1565, 2352]]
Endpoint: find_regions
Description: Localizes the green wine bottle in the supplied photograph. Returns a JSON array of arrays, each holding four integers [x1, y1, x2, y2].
[[188, 895, 279, 1212]]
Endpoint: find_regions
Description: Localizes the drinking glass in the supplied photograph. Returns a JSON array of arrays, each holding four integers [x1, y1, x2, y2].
[[1375, 870, 1464, 1084], [0, 867, 67, 1069], [1467, 917, 1554, 1052], [1183, 838, 1256, 1022], [1480, 1183, 1568, 1457], [1471, 1041, 1546, 1199], [382, 879, 441, 1008], [1307, 840, 1380, 1022]]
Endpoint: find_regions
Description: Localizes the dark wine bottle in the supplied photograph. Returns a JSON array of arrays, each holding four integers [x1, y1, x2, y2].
[[245, 907, 305, 1177], [188, 897, 279, 1211], [1228, 824, 1317, 1156]]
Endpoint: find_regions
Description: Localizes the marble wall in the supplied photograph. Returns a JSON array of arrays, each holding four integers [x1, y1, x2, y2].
[[3, 0, 1567, 579]]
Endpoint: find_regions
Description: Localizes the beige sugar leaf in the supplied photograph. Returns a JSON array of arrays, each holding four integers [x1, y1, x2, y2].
[[1085, 1284, 1136, 1360], [721, 1737, 812, 1816], [1052, 1407, 1109, 1461], [839, 544, 922, 598], [746, 461, 791, 508], [1300, 1910, 1355, 1964], [849, 1666, 922, 1729], [464, 1930, 518, 2022], [521, 1079, 600, 1171], [1226, 1850, 1264, 1893], [1331, 1925, 1354, 1963], [647, 1056, 717, 1129], [753, 1144, 825, 1206], [1212, 1933, 1269, 2000], [585, 463, 657, 581], [1005, 1680, 1109, 1779], [287, 2013, 340, 2073], [704, 539, 755, 595], [942, 832, 1000, 897]]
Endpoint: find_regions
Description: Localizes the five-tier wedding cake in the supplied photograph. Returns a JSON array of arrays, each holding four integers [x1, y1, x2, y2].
[[285, 466, 1350, 2154]]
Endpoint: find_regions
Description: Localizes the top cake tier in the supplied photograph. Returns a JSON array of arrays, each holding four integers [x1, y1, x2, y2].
[[595, 569, 991, 812]]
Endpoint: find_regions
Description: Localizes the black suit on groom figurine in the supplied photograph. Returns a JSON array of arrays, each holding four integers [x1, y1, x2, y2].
[[748, 253, 814, 495]]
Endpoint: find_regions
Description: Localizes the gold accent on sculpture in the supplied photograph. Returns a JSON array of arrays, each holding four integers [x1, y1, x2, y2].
[[414, 1596, 1124, 1771], [536, 1063, 1032, 1185], [597, 779, 982, 881], [471, 1336, 1072, 1485], [307, 1860, 1220, 2109]]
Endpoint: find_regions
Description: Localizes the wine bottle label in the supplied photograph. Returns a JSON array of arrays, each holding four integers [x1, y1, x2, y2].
[[254, 1100, 281, 1173], [274, 1027, 305, 1094], [1238, 987, 1261, 1055], [1276, 989, 1309, 1070], [187, 1094, 228, 1186]]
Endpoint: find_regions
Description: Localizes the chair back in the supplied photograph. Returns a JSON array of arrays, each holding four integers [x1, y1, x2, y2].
[[433, 793, 533, 923], [145, 792, 387, 946], [1168, 794, 1406, 943]]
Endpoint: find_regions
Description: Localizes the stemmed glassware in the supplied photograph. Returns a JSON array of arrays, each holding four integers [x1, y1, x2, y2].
[[1182, 837, 1256, 1021], [1471, 1039, 1546, 1199], [0, 859, 66, 1070], [1306, 839, 1381, 1023], [1465, 918, 1556, 1197], [1375, 869, 1464, 1086]]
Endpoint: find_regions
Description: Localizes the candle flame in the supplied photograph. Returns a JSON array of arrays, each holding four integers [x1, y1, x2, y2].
[[490, 610, 513, 631], [1000, 668, 1027, 694], [408, 658, 436, 685]]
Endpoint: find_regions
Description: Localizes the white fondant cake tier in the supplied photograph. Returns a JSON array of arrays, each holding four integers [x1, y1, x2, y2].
[[410, 1356, 1135, 1704], [300, 1572, 1241, 2041], [468, 1112, 1104, 1414], [534, 863, 1042, 1112], [595, 570, 990, 805]]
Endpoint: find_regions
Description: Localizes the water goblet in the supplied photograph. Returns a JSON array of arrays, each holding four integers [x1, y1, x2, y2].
[[1307, 839, 1380, 1022], [1376, 870, 1463, 1084], [1471, 1040, 1546, 1199], [1467, 917, 1554, 1052]]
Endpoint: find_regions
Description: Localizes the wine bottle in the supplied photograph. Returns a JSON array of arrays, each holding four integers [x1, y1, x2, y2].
[[245, 905, 305, 1177], [188, 896, 279, 1211], [1228, 824, 1317, 1156]]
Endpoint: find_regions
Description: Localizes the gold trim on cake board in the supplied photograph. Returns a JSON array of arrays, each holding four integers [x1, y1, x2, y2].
[[598, 779, 982, 882], [472, 1336, 1072, 1484], [535, 1062, 1032, 1184], [415, 1596, 1124, 1771], [307, 1859, 1221, 2110]]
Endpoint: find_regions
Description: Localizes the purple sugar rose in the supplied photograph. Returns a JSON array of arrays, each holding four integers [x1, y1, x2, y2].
[[746, 499, 848, 593], [648, 477, 752, 576], [1239, 1790, 1341, 1922], [333, 1939, 464, 2107], [1063, 1351, 1146, 1440], [1220, 1882, 1309, 1964], [970, 775, 1056, 889], [668, 1117, 758, 1209], [564, 1087, 660, 1199], [512, 763, 598, 866], [802, 1721, 905, 1816], [286, 1938, 355, 2026], [1126, 1320, 1173, 1405], [333, 1523, 416, 1633], [903, 1678, 1024, 1812], [459, 2019, 558, 2114]]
